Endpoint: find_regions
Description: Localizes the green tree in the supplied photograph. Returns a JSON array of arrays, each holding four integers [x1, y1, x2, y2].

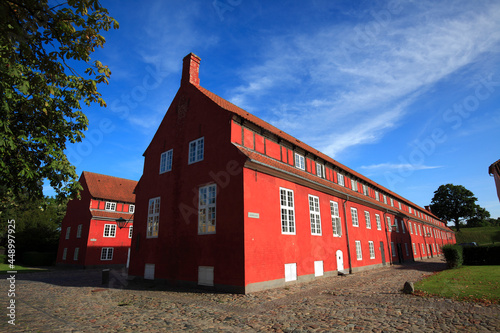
[[429, 184, 485, 231], [466, 206, 491, 228], [0, 0, 118, 209]]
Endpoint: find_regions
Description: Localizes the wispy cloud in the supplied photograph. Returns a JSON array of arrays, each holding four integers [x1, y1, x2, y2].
[[228, 0, 500, 158], [360, 163, 442, 172]]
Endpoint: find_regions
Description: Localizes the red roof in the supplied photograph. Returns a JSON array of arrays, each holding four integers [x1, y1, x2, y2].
[[81, 171, 137, 203], [195, 85, 446, 227]]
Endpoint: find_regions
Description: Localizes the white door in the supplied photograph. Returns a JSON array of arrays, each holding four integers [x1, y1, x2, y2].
[[314, 260, 324, 277], [284, 263, 297, 282], [144, 264, 155, 280], [336, 250, 344, 272]]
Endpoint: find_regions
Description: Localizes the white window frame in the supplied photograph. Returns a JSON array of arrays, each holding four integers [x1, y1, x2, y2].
[[421, 243, 426, 254], [383, 195, 387, 205], [394, 218, 399, 233], [188, 137, 204, 164], [363, 184, 369, 196], [391, 242, 396, 257], [198, 184, 217, 235], [398, 202, 402, 210], [375, 191, 379, 201], [280, 188, 295, 235], [386, 216, 392, 231], [375, 214, 381, 230], [316, 163, 324, 178], [309, 195, 322, 235], [350, 207, 359, 227], [409, 206, 412, 213], [409, 221, 413, 234], [105, 201, 116, 211], [65, 227, 71, 240], [405, 243, 409, 256], [337, 173, 345, 186], [330, 201, 342, 237], [62, 248, 67, 260], [351, 179, 357, 192], [401, 220, 405, 233], [418, 225, 422, 236], [355, 241, 362, 260], [147, 197, 160, 238], [76, 224, 82, 238], [390, 198, 394, 207], [412, 243, 417, 255], [294, 153, 305, 170], [364, 211, 371, 229], [129, 204, 135, 213], [101, 247, 114, 261], [73, 247, 79, 261], [159, 149, 173, 173], [103, 224, 116, 237], [129, 226, 133, 238], [368, 241, 375, 259]]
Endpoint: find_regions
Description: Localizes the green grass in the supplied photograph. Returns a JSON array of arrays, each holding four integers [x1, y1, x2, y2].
[[454, 226, 500, 245], [0, 263, 48, 273], [414, 266, 500, 304]]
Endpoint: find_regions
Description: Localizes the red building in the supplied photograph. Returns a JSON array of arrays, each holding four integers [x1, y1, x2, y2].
[[128, 53, 456, 293], [56, 171, 137, 268]]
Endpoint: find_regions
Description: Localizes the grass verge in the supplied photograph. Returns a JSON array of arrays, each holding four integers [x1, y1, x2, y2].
[[414, 265, 500, 304], [0, 263, 48, 274]]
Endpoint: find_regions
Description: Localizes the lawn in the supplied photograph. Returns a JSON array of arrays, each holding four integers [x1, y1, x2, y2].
[[414, 265, 500, 304], [454, 226, 500, 245]]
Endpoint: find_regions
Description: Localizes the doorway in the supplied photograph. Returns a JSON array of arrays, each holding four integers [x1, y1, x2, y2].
[[336, 250, 344, 273]]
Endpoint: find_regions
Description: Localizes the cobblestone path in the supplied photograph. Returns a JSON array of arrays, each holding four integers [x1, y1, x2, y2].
[[1, 257, 499, 332]]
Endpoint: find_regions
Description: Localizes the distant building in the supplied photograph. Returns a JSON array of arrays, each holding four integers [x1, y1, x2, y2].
[[128, 53, 456, 293], [56, 171, 137, 268], [489, 159, 500, 202]]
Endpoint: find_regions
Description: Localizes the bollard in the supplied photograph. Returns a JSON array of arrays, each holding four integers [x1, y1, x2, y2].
[[102, 269, 110, 285]]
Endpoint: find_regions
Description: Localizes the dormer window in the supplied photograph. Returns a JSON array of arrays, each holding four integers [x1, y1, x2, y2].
[[351, 179, 357, 192], [316, 163, 324, 178], [337, 173, 345, 186], [105, 202, 116, 211], [294, 153, 305, 170]]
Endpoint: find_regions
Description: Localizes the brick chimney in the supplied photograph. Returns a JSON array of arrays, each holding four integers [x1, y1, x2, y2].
[[181, 53, 201, 86]]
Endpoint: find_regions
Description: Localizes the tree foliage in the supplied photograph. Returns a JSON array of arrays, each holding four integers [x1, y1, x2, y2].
[[0, 0, 118, 208], [429, 184, 489, 231]]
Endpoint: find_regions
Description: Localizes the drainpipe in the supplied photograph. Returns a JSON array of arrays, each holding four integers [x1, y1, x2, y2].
[[383, 210, 393, 265], [342, 196, 353, 274]]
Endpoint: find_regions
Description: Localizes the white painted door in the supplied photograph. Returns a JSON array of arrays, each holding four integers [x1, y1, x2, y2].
[[284, 263, 297, 282], [336, 250, 344, 272], [314, 260, 324, 277]]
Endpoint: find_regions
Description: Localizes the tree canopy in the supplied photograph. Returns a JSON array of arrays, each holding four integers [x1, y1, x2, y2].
[[0, 0, 118, 208], [429, 184, 489, 231]]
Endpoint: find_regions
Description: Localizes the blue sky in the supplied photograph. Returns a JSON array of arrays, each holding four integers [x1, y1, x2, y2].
[[45, 0, 500, 220]]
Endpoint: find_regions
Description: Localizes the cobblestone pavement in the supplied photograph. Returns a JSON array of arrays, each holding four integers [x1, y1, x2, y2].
[[1, 257, 499, 332]]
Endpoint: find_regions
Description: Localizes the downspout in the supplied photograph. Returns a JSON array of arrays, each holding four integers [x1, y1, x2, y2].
[[342, 196, 353, 274], [383, 210, 393, 265]]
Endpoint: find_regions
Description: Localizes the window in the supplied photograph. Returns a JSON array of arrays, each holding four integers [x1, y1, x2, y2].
[[101, 247, 114, 260], [129, 226, 133, 238], [351, 207, 359, 227], [364, 211, 371, 229], [316, 163, 324, 178], [409, 207, 412, 213], [62, 248, 67, 260], [418, 225, 422, 236], [280, 188, 295, 234], [390, 198, 394, 207], [375, 214, 381, 230], [394, 219, 399, 232], [144, 264, 155, 280], [391, 242, 396, 257], [414, 223, 418, 235], [314, 261, 324, 277], [386, 216, 392, 231], [363, 184, 369, 196], [421, 243, 426, 254], [330, 201, 342, 237], [337, 173, 344, 186], [103, 224, 116, 237], [76, 224, 82, 238], [401, 220, 405, 233], [147, 197, 160, 238], [73, 247, 79, 261], [351, 179, 357, 192], [405, 243, 409, 256], [383, 195, 387, 204], [409, 221, 413, 234], [159, 149, 173, 173], [284, 263, 297, 282], [375, 191, 379, 201], [294, 153, 305, 170], [309, 195, 322, 235], [105, 202, 116, 211], [198, 184, 217, 234], [129, 204, 135, 213], [398, 202, 402, 210], [412, 243, 417, 255], [198, 266, 214, 286], [369, 241, 375, 259], [355, 241, 362, 260], [65, 227, 71, 239], [188, 137, 204, 164]]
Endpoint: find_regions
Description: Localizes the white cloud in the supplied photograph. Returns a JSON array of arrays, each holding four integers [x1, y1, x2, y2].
[[360, 163, 442, 172], [228, 0, 500, 158]]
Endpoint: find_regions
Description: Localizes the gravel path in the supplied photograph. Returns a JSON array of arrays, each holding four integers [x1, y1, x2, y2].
[[1, 257, 498, 332]]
